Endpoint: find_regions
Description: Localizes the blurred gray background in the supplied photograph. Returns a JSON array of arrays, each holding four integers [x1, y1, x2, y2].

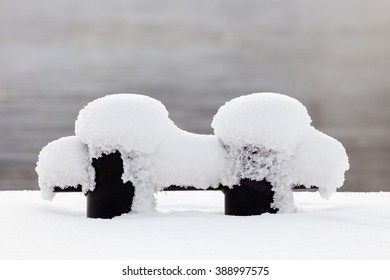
[[0, 0, 389, 191]]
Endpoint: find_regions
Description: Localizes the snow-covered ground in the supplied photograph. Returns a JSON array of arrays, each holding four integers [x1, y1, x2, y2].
[[0, 191, 389, 259]]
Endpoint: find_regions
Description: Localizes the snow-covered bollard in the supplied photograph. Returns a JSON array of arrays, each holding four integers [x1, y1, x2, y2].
[[212, 92, 349, 214], [36, 92, 349, 218], [75, 93, 227, 218], [36, 93, 226, 219], [75, 94, 177, 218], [35, 133, 137, 218]]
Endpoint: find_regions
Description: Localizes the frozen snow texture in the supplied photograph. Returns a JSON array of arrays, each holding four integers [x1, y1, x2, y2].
[[150, 130, 226, 190], [221, 143, 295, 213], [75, 94, 176, 157], [121, 150, 157, 212], [35, 136, 94, 200], [212, 92, 349, 212]]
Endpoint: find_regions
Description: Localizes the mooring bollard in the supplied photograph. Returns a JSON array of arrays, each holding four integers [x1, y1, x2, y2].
[[87, 151, 134, 219], [37, 92, 349, 218]]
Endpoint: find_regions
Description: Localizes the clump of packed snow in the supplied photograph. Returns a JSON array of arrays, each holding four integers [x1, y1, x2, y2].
[[287, 127, 350, 199], [35, 136, 94, 200], [123, 130, 226, 194], [121, 124, 227, 212], [75, 94, 177, 157], [212, 92, 349, 213], [152, 130, 226, 190], [36, 92, 349, 214], [212, 92, 312, 155]]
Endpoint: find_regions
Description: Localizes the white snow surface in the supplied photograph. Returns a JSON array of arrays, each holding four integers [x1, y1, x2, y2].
[[35, 136, 93, 200], [0, 191, 389, 259]]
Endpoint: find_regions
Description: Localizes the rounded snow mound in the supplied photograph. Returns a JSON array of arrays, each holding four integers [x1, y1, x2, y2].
[[212, 93, 312, 154], [35, 136, 93, 200], [287, 127, 350, 199], [75, 94, 176, 156]]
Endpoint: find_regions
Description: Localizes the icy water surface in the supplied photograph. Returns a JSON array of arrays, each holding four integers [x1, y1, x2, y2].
[[0, 0, 389, 191]]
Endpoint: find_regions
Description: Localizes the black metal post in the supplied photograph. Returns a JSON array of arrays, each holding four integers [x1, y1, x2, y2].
[[223, 179, 277, 215], [87, 151, 134, 219], [55, 154, 277, 217]]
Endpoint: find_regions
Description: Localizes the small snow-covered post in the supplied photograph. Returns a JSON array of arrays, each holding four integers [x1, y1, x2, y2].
[[212, 92, 349, 215], [212, 93, 311, 215], [75, 94, 177, 218], [35, 134, 134, 218]]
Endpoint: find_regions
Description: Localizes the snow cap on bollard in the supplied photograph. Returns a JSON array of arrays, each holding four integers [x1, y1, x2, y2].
[[74, 94, 179, 217], [212, 92, 312, 155], [75, 93, 177, 157], [212, 92, 349, 214]]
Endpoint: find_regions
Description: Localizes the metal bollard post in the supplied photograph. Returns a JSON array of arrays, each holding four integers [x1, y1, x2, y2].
[[223, 179, 277, 216], [87, 151, 134, 219]]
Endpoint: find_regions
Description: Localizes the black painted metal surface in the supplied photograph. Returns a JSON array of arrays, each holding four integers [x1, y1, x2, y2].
[[223, 179, 278, 216], [87, 151, 134, 219]]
